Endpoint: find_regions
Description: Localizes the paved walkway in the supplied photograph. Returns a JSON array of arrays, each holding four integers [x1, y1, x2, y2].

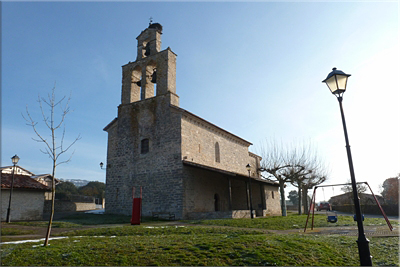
[[301, 225, 398, 237]]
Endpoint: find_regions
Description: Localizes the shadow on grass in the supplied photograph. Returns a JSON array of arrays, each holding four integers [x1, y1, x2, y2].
[[58, 213, 169, 225]]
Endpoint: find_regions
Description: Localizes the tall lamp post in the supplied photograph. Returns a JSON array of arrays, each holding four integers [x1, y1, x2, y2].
[[246, 164, 254, 219], [322, 67, 372, 266], [6, 155, 20, 223]]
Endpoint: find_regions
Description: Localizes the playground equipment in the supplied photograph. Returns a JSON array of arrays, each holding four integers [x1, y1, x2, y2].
[[304, 182, 393, 232], [326, 210, 338, 223]]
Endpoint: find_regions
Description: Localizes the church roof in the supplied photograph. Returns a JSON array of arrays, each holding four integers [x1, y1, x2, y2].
[[182, 160, 279, 186], [103, 117, 118, 132]]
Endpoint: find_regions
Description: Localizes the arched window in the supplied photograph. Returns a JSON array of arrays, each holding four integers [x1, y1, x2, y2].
[[214, 193, 220, 211], [141, 139, 149, 154], [215, 142, 220, 163]]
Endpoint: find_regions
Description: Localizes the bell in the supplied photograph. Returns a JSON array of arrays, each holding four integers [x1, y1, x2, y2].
[[135, 80, 141, 87], [151, 70, 157, 83], [144, 44, 151, 56]]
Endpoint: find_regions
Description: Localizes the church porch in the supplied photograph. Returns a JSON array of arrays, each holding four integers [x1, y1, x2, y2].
[[182, 161, 279, 220]]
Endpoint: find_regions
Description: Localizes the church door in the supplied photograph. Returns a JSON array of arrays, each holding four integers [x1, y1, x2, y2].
[[214, 194, 220, 211]]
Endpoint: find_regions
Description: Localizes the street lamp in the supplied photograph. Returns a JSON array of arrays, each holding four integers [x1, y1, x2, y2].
[[6, 155, 20, 223], [322, 67, 372, 266], [100, 162, 106, 170], [246, 164, 254, 219]]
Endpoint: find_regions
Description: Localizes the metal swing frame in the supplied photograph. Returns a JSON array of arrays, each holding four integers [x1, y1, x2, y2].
[[304, 182, 393, 232]]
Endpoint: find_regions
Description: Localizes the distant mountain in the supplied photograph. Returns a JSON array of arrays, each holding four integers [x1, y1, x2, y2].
[[58, 178, 91, 188]]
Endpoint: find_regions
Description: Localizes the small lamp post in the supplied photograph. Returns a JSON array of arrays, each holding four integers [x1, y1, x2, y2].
[[6, 155, 20, 223], [246, 164, 254, 219], [100, 162, 105, 170], [322, 68, 372, 266]]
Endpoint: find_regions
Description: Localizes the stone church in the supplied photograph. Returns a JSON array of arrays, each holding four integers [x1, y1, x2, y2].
[[104, 23, 281, 220]]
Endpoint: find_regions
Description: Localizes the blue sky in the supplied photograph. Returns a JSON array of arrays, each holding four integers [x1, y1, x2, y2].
[[2, 2, 399, 202]]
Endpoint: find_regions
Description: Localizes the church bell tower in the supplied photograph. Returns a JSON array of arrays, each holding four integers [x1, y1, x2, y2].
[[121, 23, 179, 106]]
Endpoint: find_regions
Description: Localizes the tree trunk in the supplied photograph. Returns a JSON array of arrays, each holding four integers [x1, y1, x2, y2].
[[302, 186, 309, 214], [279, 180, 287, 216], [297, 186, 302, 215], [44, 165, 56, 246]]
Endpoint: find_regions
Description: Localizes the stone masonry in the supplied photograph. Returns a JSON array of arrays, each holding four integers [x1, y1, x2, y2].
[[104, 23, 281, 219]]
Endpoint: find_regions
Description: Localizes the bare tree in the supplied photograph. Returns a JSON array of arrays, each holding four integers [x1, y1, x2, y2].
[[301, 170, 328, 213], [341, 179, 367, 194], [23, 85, 80, 246], [288, 166, 311, 215], [257, 139, 290, 216], [258, 139, 328, 216]]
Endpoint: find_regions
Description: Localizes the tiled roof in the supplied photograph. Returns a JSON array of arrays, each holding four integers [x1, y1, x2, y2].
[[1, 173, 51, 191], [182, 160, 279, 186]]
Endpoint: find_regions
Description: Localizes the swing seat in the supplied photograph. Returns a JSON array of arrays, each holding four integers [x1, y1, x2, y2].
[[326, 211, 338, 223], [327, 215, 338, 223], [353, 214, 364, 221]]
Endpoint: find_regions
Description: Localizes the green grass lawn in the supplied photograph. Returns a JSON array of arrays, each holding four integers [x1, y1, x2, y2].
[[1, 228, 35, 236], [2, 214, 397, 266], [1, 225, 398, 266], [7, 213, 396, 230], [185, 213, 398, 230], [8, 221, 82, 228]]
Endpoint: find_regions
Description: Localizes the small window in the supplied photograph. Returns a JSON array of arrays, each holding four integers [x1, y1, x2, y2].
[[271, 191, 275, 199], [141, 139, 149, 154], [215, 142, 220, 163]]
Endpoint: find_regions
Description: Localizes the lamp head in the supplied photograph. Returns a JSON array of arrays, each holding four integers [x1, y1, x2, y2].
[[322, 67, 351, 96], [11, 155, 19, 165], [100, 162, 104, 169]]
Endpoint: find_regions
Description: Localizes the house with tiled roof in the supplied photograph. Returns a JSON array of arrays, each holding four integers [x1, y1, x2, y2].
[[1, 172, 50, 221]]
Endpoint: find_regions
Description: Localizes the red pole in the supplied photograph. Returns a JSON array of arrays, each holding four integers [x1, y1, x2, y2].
[[311, 188, 316, 230], [365, 182, 393, 231], [304, 187, 317, 232]]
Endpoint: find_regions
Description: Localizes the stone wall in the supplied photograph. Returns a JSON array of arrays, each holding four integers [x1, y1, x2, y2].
[[1, 189, 45, 221], [182, 164, 281, 218], [182, 166, 230, 215], [43, 200, 97, 212], [181, 113, 257, 176], [105, 94, 183, 218], [264, 185, 282, 215]]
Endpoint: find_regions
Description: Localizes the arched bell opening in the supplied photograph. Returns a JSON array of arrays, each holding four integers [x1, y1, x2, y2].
[[130, 65, 142, 102], [141, 41, 150, 59], [146, 60, 157, 98]]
